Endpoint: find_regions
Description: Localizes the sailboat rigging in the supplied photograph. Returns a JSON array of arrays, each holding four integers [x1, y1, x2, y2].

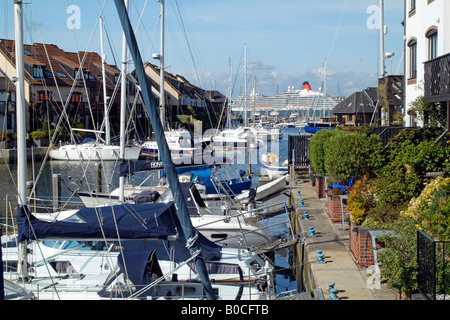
[[114, 0, 216, 300]]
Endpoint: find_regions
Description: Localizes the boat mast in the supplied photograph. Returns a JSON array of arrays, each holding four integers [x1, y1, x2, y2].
[[100, 16, 110, 145], [114, 0, 216, 300], [159, 0, 165, 129], [153, 0, 165, 129], [119, 0, 129, 203], [14, 0, 28, 281], [244, 43, 247, 126], [380, 0, 385, 79], [227, 58, 232, 129]]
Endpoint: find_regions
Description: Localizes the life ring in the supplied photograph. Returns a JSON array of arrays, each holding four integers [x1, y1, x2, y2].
[[268, 152, 278, 164]]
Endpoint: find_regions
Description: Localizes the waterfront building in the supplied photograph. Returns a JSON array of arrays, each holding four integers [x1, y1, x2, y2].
[[404, 0, 450, 128], [332, 87, 379, 126], [0, 39, 120, 135]]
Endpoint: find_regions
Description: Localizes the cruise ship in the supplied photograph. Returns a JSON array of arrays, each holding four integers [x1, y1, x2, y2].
[[231, 81, 344, 122]]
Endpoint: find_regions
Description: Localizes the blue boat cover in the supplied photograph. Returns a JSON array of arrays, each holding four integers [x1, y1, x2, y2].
[[191, 170, 251, 195], [17, 202, 222, 263], [117, 250, 162, 298], [16, 205, 169, 243]]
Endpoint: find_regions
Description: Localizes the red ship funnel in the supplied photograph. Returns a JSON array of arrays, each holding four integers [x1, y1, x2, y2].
[[302, 81, 311, 91]]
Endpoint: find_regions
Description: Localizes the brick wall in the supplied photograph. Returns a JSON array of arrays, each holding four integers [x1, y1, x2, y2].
[[327, 196, 346, 223], [315, 176, 326, 198], [349, 223, 385, 269]]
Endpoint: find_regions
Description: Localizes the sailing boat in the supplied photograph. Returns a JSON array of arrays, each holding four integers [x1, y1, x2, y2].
[[48, 16, 141, 162], [4, 0, 279, 300]]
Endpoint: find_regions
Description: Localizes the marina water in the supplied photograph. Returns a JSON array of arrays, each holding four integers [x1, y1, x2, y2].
[[0, 127, 300, 297]]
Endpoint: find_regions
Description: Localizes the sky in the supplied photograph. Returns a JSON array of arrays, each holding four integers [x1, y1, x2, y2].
[[1, 0, 405, 99]]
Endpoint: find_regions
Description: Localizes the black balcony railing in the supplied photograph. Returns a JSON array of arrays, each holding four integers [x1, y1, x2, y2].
[[424, 53, 450, 102], [417, 229, 450, 300]]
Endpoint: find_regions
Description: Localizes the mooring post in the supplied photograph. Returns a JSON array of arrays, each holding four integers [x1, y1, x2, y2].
[[52, 173, 61, 212]]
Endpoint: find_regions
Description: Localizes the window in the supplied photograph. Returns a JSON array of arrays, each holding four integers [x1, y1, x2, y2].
[[427, 29, 438, 60], [33, 66, 44, 80], [37, 91, 52, 102], [24, 49, 33, 56], [410, 0, 416, 11], [56, 71, 67, 79], [71, 92, 82, 103], [75, 69, 84, 83], [43, 70, 53, 79], [408, 39, 417, 79]]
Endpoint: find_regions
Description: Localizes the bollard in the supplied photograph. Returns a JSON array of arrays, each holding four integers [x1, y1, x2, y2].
[[316, 250, 326, 264], [308, 226, 316, 238], [330, 288, 340, 300], [299, 199, 305, 207], [327, 282, 335, 294], [303, 211, 310, 220], [297, 190, 301, 196]]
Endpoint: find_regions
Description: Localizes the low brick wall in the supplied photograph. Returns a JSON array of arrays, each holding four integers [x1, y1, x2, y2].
[[315, 176, 326, 198], [327, 196, 346, 223], [349, 223, 385, 269]]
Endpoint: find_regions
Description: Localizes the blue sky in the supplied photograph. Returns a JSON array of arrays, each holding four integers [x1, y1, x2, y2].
[[1, 0, 405, 99]]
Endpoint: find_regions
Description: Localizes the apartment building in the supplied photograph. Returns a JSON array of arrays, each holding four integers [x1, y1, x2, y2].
[[404, 0, 450, 128]]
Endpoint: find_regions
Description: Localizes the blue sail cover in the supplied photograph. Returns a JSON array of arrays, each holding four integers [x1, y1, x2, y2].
[[117, 250, 162, 298], [16, 205, 170, 243], [18, 202, 221, 262]]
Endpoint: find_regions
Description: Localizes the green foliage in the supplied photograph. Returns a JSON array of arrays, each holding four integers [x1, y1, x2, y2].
[[378, 216, 419, 298], [323, 130, 383, 184], [378, 177, 450, 296], [0, 130, 14, 141], [410, 96, 448, 127], [30, 131, 49, 140]]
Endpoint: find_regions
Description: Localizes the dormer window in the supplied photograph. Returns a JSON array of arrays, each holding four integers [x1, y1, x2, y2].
[[33, 66, 44, 80], [56, 71, 67, 79], [75, 69, 84, 83], [85, 72, 95, 81]]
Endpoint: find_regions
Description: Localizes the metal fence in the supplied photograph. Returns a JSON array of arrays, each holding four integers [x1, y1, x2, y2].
[[417, 229, 450, 300], [288, 135, 310, 167]]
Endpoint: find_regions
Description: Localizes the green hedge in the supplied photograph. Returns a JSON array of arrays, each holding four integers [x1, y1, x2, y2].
[[309, 129, 383, 184]]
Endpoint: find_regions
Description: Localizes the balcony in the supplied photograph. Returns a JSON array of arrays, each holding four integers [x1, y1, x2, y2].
[[424, 53, 450, 103]]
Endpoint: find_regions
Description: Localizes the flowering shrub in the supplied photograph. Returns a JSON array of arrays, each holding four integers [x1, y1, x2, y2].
[[401, 176, 450, 241], [347, 177, 375, 225], [379, 176, 450, 297]]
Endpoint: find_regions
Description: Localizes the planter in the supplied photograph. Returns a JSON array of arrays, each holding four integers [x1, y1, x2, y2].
[[327, 195, 346, 223], [349, 222, 386, 269], [315, 176, 326, 198], [33, 138, 49, 147]]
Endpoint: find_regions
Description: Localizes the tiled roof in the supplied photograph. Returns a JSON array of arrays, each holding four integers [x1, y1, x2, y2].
[[0, 38, 119, 90], [333, 87, 378, 114]]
